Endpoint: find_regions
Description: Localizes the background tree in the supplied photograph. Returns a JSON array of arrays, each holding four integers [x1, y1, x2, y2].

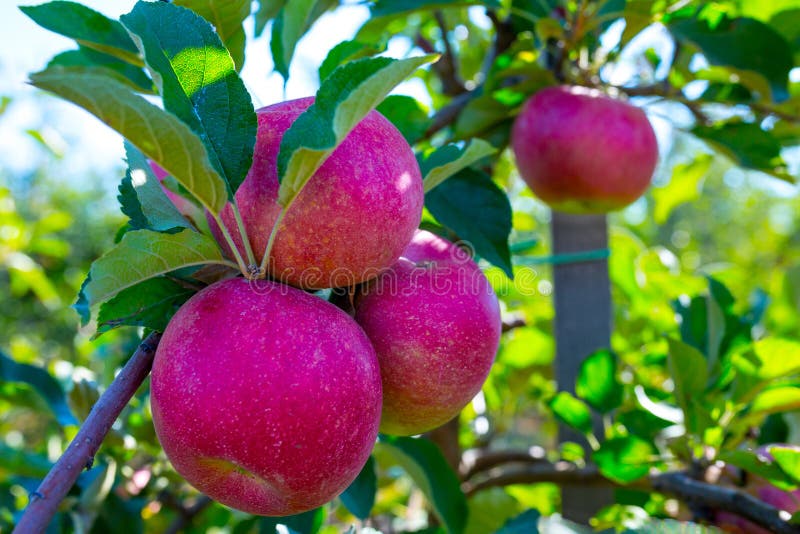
[[2, 0, 800, 533]]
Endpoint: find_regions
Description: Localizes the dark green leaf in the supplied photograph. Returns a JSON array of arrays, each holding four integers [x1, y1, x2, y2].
[[425, 168, 513, 277], [319, 39, 385, 82], [693, 122, 791, 181], [73, 273, 92, 326], [495, 509, 540, 534], [340, 456, 376, 520], [47, 47, 153, 93], [173, 0, 251, 71], [276, 55, 436, 206], [669, 15, 793, 101], [378, 435, 467, 534], [259, 507, 324, 534], [575, 349, 623, 414], [370, 0, 500, 20], [770, 9, 800, 59], [20, 1, 141, 65], [121, 1, 257, 196], [666, 338, 709, 434], [96, 277, 195, 336], [0, 350, 78, 427], [30, 66, 229, 214], [592, 436, 655, 484], [548, 392, 593, 435], [453, 93, 512, 140], [120, 142, 193, 232], [617, 408, 674, 440], [377, 95, 431, 145], [672, 295, 707, 354]]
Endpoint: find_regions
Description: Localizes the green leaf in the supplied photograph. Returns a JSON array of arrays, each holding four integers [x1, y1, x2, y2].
[[719, 449, 798, 491], [496, 509, 540, 534], [73, 273, 92, 326], [592, 436, 655, 484], [0, 350, 78, 427], [84, 229, 230, 307], [549, 392, 593, 435], [453, 93, 513, 140], [20, 1, 141, 65], [47, 47, 153, 93], [750, 387, 800, 416], [254, 0, 286, 37], [734, 338, 800, 380], [652, 154, 710, 224], [666, 338, 709, 434], [669, 15, 793, 101], [121, 1, 257, 196], [377, 95, 430, 145], [96, 277, 195, 336], [369, 0, 500, 20], [693, 122, 792, 182], [629, 519, 725, 533], [421, 139, 497, 193], [340, 456, 376, 520], [378, 435, 467, 534], [29, 66, 229, 214], [770, 9, 800, 59], [0, 443, 53, 478], [770, 446, 800, 486], [271, 0, 336, 81], [120, 142, 192, 232], [276, 54, 437, 206], [173, 0, 251, 71], [319, 39, 385, 82], [259, 507, 325, 533], [575, 349, 623, 414], [425, 168, 513, 277]]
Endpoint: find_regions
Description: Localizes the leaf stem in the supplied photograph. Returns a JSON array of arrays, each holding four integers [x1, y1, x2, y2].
[[258, 207, 286, 278], [212, 212, 250, 277], [230, 203, 257, 268]]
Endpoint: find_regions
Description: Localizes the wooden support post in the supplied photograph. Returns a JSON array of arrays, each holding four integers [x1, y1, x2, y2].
[[551, 212, 614, 523]]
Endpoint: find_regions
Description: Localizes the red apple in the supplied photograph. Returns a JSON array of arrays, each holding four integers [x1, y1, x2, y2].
[[511, 85, 658, 213], [354, 230, 501, 435], [213, 97, 424, 289], [150, 277, 382, 515]]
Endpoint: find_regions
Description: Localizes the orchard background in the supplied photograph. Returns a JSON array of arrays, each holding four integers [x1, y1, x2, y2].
[[3, 0, 800, 532]]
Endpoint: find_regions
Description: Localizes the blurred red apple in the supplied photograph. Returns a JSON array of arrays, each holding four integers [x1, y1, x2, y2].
[[212, 97, 423, 289], [150, 277, 382, 515], [354, 230, 501, 435], [511, 85, 658, 213]]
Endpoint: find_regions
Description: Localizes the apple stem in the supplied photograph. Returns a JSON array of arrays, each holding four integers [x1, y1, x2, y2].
[[212, 211, 250, 278], [258, 207, 286, 279], [15, 333, 161, 534], [230, 204, 257, 268]]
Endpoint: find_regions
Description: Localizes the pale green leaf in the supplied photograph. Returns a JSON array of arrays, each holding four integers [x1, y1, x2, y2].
[[85, 229, 231, 306], [29, 66, 229, 214], [653, 154, 711, 224]]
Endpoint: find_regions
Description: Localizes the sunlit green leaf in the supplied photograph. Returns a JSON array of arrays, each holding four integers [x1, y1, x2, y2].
[[173, 0, 251, 71], [666, 338, 709, 434], [575, 349, 622, 414], [593, 436, 655, 484], [652, 154, 711, 224], [121, 1, 256, 195], [319, 39, 385, 82], [421, 139, 497, 193], [549, 392, 593, 435]]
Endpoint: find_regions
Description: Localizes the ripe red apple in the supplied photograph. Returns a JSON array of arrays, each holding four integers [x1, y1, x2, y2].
[[511, 85, 658, 213], [213, 97, 424, 289], [354, 230, 501, 435], [150, 277, 382, 515]]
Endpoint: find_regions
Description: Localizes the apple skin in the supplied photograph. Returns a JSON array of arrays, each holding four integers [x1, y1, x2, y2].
[[354, 230, 501, 436], [510, 85, 658, 213], [150, 277, 382, 516], [212, 97, 424, 289], [715, 444, 800, 533]]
